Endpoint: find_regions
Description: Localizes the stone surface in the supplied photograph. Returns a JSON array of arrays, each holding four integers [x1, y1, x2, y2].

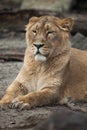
[[0, 34, 26, 50], [35, 108, 87, 130], [0, 0, 22, 11], [0, 62, 23, 98], [71, 33, 87, 50], [21, 0, 72, 12]]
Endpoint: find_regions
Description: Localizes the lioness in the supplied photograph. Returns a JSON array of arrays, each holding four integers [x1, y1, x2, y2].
[[0, 16, 87, 111]]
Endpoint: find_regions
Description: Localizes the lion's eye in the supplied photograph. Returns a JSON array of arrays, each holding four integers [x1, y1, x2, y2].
[[47, 31, 54, 36], [32, 30, 37, 35]]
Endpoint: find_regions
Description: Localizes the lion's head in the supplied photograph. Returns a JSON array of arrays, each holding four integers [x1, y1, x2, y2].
[[26, 16, 74, 62]]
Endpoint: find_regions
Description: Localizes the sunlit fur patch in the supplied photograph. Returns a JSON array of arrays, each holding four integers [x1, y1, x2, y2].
[[35, 54, 47, 62]]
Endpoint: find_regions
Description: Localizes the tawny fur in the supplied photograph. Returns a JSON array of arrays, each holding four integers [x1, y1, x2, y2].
[[0, 16, 87, 111]]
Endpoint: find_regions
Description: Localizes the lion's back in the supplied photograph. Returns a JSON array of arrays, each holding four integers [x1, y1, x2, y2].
[[65, 48, 87, 99]]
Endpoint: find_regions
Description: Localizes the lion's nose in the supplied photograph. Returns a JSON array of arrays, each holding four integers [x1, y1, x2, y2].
[[33, 43, 44, 49]]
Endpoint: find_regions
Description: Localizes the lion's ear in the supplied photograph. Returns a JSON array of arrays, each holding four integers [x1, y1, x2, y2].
[[58, 18, 74, 32], [29, 17, 39, 23], [25, 17, 38, 30]]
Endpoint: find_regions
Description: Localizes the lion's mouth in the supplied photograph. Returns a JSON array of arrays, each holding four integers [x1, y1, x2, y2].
[[34, 50, 47, 62], [34, 49, 41, 56], [34, 53, 47, 62], [33, 45, 49, 62]]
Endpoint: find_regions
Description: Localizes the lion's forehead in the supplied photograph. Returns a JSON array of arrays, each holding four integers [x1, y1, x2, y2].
[[32, 21, 58, 31], [38, 16, 60, 23]]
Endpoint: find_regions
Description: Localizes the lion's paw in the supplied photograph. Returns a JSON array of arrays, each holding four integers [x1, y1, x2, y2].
[[0, 100, 8, 110], [9, 96, 31, 110]]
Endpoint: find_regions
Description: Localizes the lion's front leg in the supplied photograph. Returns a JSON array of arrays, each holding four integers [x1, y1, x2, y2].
[[10, 87, 58, 110], [0, 80, 28, 110]]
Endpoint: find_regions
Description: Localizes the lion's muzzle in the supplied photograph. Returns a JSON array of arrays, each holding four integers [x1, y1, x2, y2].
[[33, 43, 44, 49], [33, 42, 47, 62]]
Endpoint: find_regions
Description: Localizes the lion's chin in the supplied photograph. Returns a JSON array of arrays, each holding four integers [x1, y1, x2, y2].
[[35, 54, 47, 62]]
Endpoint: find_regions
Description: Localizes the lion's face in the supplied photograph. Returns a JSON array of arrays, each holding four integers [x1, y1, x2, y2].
[[26, 16, 74, 62]]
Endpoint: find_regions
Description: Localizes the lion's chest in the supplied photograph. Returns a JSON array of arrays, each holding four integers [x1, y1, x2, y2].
[[26, 70, 62, 92], [29, 72, 48, 91]]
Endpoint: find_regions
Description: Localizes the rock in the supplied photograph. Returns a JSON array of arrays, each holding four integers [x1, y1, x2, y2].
[[71, 33, 87, 49], [0, 62, 22, 98], [21, 0, 72, 12], [80, 38, 87, 50], [0, 0, 22, 11], [70, 0, 87, 12], [35, 108, 87, 130], [0, 34, 26, 61], [0, 34, 26, 49]]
